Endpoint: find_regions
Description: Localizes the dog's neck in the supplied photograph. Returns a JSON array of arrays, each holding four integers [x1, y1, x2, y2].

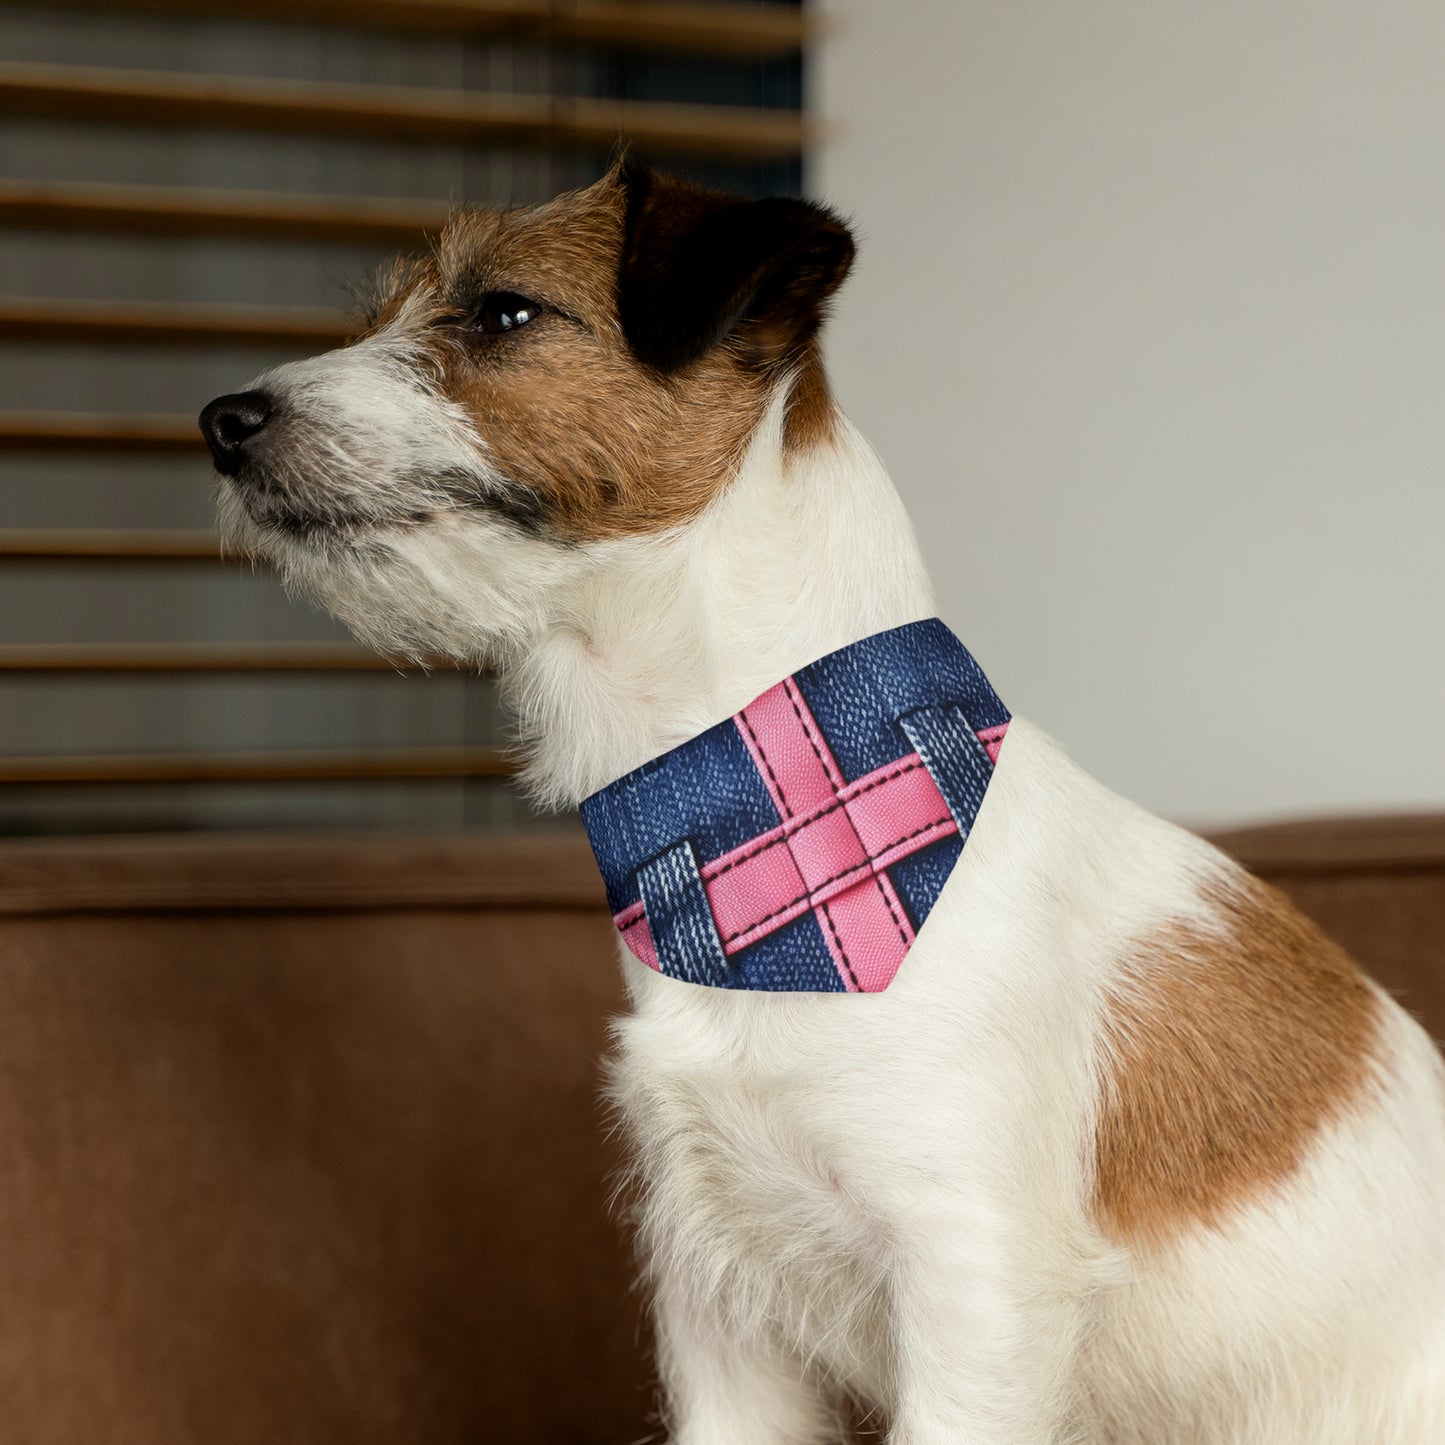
[[501, 395, 937, 809]]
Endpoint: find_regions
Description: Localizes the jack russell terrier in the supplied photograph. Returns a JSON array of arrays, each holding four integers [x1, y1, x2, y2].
[[200, 162, 1445, 1444]]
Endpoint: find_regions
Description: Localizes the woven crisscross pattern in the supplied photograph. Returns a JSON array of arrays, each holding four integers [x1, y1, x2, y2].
[[581, 620, 1009, 993]]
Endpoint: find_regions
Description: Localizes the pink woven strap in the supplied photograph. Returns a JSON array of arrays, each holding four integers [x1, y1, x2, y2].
[[614, 681, 1009, 992]]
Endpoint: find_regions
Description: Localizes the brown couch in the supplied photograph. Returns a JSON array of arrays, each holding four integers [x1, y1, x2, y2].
[[0, 818, 1440, 1443]]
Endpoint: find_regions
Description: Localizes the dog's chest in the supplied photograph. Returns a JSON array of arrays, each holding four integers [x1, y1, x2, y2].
[[613, 1000, 893, 1387]]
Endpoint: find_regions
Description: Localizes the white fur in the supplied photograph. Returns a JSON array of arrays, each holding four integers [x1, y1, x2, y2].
[[221, 348, 1445, 1444]]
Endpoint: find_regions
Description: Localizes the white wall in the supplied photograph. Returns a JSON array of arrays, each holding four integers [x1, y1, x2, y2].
[[813, 1, 1445, 827]]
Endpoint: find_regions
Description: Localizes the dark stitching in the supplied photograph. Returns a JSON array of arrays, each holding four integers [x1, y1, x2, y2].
[[726, 690, 953, 951], [737, 709, 792, 820], [819, 901, 861, 991], [721, 815, 956, 944], [874, 875, 912, 948], [707, 759, 924, 880], [785, 678, 838, 784], [615, 760, 931, 930], [783, 681, 878, 881]]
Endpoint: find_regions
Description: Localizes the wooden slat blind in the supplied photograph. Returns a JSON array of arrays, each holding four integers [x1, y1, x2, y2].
[[0, 0, 808, 816], [0, 643, 423, 673], [0, 298, 355, 348], [0, 181, 448, 245], [0, 62, 813, 162], [0, 0, 811, 57], [0, 745, 513, 784], [0, 529, 223, 560], [0, 412, 205, 452]]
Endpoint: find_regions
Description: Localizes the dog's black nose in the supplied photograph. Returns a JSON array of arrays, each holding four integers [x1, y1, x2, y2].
[[199, 390, 273, 475]]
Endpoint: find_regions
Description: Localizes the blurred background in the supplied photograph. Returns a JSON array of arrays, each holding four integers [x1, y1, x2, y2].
[[820, 1, 1445, 827], [2, 0, 1442, 838], [0, 0, 803, 836]]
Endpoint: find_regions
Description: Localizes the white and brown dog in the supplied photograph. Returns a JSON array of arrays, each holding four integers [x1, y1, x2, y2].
[[200, 164, 1445, 1444]]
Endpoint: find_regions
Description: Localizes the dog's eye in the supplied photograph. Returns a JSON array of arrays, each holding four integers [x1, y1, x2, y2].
[[472, 291, 542, 334]]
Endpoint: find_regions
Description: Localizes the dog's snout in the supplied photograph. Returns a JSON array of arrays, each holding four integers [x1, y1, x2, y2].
[[199, 390, 273, 475]]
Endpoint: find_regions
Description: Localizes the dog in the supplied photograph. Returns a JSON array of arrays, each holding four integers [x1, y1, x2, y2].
[[200, 162, 1445, 1444]]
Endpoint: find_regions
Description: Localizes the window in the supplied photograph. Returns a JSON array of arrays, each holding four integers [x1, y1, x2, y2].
[[0, 0, 808, 834]]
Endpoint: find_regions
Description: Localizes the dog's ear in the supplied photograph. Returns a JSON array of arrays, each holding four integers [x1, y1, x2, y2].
[[617, 162, 855, 374]]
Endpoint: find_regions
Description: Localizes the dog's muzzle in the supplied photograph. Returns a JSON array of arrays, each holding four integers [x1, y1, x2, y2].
[[199, 390, 274, 476]]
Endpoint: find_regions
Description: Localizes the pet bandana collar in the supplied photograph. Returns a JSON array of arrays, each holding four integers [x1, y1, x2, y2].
[[579, 619, 1009, 993]]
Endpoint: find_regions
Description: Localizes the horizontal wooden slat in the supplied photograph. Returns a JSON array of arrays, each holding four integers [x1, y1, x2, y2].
[[0, 643, 419, 672], [0, 0, 809, 58], [0, 179, 449, 245], [0, 62, 811, 161], [0, 529, 226, 561], [0, 744, 513, 783], [0, 296, 353, 348], [0, 412, 202, 452], [547, 0, 808, 57], [0, 830, 608, 915]]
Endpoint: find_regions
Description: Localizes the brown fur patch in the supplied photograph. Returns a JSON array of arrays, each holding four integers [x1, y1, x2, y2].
[[367, 172, 840, 541], [436, 183, 769, 539], [782, 344, 840, 454], [1093, 873, 1381, 1247]]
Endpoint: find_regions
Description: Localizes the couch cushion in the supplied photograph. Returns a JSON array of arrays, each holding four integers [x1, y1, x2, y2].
[[0, 831, 648, 1445]]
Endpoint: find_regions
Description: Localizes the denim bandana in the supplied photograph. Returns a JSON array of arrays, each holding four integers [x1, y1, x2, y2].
[[579, 619, 1009, 993]]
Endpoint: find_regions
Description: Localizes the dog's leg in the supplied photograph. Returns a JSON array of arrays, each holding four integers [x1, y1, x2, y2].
[[654, 1275, 843, 1445], [882, 1219, 1095, 1445]]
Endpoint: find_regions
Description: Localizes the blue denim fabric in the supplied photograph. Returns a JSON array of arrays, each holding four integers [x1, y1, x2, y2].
[[636, 841, 731, 988], [898, 704, 996, 840], [580, 619, 1009, 991]]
